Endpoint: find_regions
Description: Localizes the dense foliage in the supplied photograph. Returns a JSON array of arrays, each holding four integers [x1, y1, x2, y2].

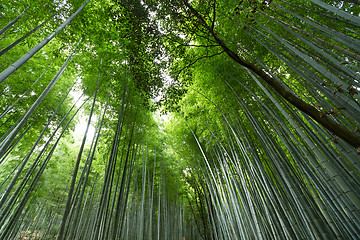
[[0, 0, 359, 239]]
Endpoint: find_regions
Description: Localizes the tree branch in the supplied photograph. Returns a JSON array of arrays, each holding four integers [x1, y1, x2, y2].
[[180, 0, 360, 149], [211, 0, 216, 30], [164, 34, 219, 48], [174, 51, 225, 79]]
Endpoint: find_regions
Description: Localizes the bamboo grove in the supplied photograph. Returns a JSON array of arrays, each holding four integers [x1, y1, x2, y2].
[[0, 0, 359, 239]]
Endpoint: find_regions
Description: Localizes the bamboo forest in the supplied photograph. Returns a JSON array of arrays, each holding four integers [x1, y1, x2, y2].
[[1, 0, 360, 239]]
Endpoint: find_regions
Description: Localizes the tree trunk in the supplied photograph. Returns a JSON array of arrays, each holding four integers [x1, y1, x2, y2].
[[181, 0, 360, 149]]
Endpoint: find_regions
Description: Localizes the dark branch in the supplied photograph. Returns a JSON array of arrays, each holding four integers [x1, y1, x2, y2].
[[174, 51, 225, 79], [180, 0, 360, 148], [211, 0, 216, 30]]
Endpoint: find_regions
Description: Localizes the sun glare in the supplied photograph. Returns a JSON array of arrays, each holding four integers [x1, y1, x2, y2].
[[74, 116, 97, 141]]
